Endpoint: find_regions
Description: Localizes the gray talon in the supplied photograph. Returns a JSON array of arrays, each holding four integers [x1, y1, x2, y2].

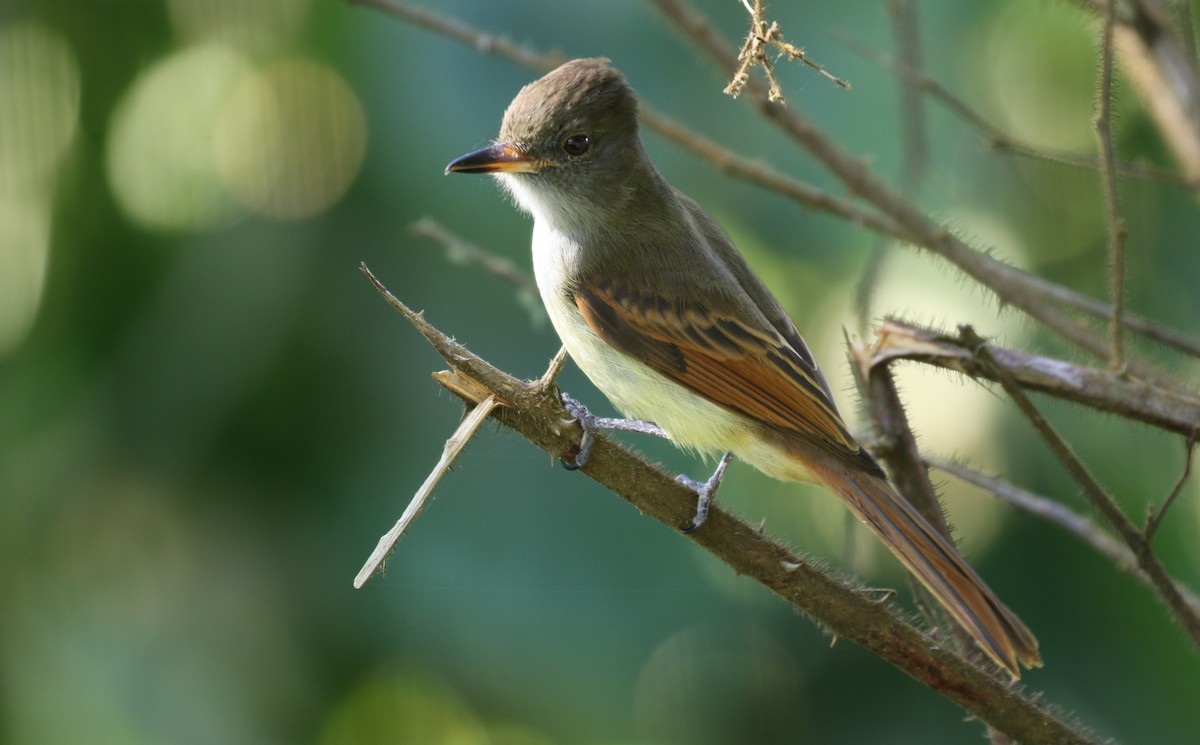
[[561, 393, 597, 469], [679, 452, 733, 533]]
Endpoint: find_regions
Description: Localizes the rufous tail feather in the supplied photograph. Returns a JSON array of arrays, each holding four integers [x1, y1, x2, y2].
[[814, 462, 1042, 678]]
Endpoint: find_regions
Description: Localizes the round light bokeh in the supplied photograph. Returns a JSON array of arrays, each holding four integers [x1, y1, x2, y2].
[[106, 45, 254, 231], [0, 22, 80, 355], [213, 58, 367, 220]]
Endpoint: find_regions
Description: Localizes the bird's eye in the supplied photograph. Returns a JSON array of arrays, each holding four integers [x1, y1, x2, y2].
[[563, 134, 591, 157]]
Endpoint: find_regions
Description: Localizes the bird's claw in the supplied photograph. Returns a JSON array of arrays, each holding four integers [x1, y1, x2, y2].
[[679, 451, 734, 533], [560, 393, 597, 470]]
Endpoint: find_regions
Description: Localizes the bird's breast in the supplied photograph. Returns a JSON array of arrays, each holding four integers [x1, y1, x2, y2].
[[529, 220, 811, 484]]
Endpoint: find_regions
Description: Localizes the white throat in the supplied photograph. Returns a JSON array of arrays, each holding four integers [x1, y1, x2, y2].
[[496, 173, 565, 228]]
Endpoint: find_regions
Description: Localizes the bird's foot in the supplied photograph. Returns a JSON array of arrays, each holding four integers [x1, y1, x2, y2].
[[560, 393, 599, 470], [679, 451, 734, 533], [559, 393, 667, 470]]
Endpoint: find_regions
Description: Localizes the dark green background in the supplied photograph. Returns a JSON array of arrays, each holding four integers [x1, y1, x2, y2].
[[3, 1, 1199, 743]]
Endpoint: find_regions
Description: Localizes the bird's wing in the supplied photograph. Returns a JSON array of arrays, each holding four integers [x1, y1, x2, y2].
[[574, 275, 866, 462]]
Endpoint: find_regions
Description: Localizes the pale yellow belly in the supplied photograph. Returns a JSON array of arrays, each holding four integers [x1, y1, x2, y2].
[[545, 291, 816, 484], [529, 220, 816, 484]]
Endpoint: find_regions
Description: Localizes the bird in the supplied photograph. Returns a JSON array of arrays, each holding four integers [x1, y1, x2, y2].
[[445, 57, 1041, 678]]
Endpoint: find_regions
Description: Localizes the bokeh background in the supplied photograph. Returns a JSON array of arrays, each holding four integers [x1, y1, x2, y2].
[[3, 1, 1199, 743]]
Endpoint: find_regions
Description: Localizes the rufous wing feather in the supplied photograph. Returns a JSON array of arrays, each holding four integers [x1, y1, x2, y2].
[[574, 276, 872, 470], [574, 275, 1041, 677]]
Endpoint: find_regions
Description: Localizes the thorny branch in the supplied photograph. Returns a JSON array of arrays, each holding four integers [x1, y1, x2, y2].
[[867, 319, 1200, 438], [647, 0, 1200, 387], [724, 0, 849, 102], [840, 33, 1195, 188], [864, 321, 1200, 640], [357, 263, 1097, 745], [955, 325, 1200, 649], [359, 0, 1200, 369], [1074, 0, 1200, 184], [354, 0, 1200, 739], [1094, 0, 1129, 371], [925, 455, 1200, 617], [1144, 432, 1197, 542]]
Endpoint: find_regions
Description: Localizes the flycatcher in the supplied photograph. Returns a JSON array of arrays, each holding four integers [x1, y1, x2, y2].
[[446, 58, 1041, 678]]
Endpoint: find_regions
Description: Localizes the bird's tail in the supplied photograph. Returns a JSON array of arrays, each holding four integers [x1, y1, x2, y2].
[[814, 461, 1042, 678]]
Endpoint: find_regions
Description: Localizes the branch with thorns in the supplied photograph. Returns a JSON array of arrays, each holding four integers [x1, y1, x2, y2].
[[725, 0, 850, 102]]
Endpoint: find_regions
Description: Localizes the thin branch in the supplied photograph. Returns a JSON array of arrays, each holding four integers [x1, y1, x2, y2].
[[1144, 432, 1197, 542], [1077, 0, 1200, 183], [360, 264, 1098, 745], [410, 217, 537, 293], [350, 0, 563, 72], [926, 454, 1200, 617], [839, 33, 1195, 188], [354, 392, 501, 588], [636, 108, 909, 238], [361, 0, 1200, 367], [354, 0, 907, 241], [957, 324, 1200, 649], [849, 339, 986, 670], [646, 0, 1179, 385], [868, 319, 1200, 437], [856, 0, 929, 327], [1095, 0, 1129, 371], [1013, 270, 1200, 360]]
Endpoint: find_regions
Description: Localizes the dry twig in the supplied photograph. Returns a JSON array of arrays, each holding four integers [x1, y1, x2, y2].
[[354, 391, 501, 588], [724, 0, 849, 102]]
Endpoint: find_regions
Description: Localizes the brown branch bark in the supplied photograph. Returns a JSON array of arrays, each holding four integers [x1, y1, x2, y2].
[[360, 263, 1097, 745], [646, 0, 1189, 385], [868, 319, 1200, 437], [357, 0, 1200, 367], [850, 343, 993, 676], [954, 325, 1200, 649], [1081, 0, 1200, 184]]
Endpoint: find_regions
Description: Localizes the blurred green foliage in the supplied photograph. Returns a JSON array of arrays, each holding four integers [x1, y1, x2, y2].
[[2, 1, 1199, 743]]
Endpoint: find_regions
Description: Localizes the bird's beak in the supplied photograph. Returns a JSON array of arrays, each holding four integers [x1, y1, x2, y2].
[[445, 142, 541, 175]]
